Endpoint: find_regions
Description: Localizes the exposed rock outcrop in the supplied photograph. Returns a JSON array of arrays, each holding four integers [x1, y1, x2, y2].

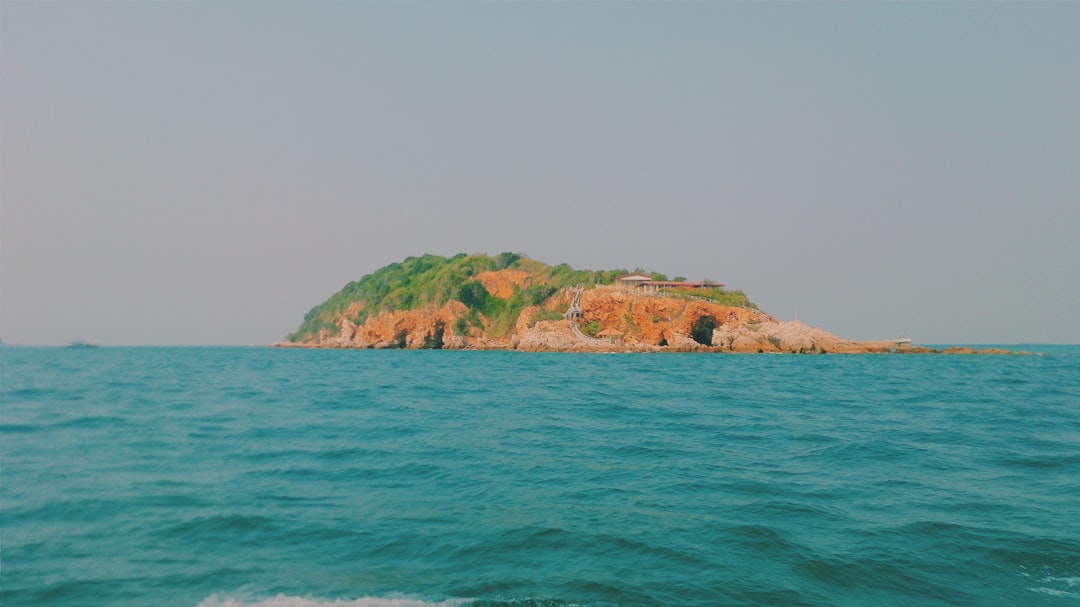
[[476, 269, 535, 298], [571, 286, 773, 348], [515, 321, 582, 352], [710, 320, 880, 353], [278, 265, 1009, 353], [290, 284, 894, 353], [315, 302, 468, 349]]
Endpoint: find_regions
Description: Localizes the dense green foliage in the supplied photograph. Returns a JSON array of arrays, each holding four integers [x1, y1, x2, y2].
[[666, 286, 758, 308], [286, 253, 758, 342]]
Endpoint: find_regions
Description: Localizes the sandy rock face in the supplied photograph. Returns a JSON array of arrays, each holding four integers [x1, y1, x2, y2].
[[476, 269, 535, 299], [709, 320, 882, 353], [515, 321, 581, 352], [313, 302, 468, 349], [575, 286, 775, 348], [663, 332, 708, 351]]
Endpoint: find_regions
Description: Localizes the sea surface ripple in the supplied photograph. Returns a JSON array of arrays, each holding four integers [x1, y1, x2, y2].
[[2, 346, 1078, 606]]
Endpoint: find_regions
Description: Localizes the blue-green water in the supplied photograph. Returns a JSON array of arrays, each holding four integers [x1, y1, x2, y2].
[[3, 347, 1078, 607]]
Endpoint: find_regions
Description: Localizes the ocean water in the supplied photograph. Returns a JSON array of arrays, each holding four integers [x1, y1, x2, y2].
[[2, 346, 1078, 607]]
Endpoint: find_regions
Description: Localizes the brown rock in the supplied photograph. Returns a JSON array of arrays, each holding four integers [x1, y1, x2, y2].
[[476, 269, 535, 298], [291, 282, 948, 354]]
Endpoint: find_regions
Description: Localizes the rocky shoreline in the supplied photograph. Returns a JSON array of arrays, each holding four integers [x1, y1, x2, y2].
[[274, 285, 1016, 355]]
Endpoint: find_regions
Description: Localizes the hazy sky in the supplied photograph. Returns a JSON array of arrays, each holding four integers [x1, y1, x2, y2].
[[3, 2, 1078, 345]]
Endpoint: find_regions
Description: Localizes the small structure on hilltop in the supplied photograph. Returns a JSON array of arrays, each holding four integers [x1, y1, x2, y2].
[[650, 280, 724, 290], [616, 274, 724, 294], [617, 274, 653, 289]]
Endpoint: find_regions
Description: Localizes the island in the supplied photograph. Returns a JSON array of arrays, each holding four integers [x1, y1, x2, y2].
[[276, 253, 1009, 354]]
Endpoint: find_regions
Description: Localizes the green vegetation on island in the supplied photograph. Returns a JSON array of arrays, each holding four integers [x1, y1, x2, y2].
[[287, 253, 755, 343]]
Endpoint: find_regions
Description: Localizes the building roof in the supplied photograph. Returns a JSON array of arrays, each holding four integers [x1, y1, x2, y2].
[[649, 281, 724, 288], [615, 274, 725, 289], [597, 328, 624, 337]]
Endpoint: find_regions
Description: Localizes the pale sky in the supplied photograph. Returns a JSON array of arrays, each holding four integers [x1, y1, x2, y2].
[[2, 2, 1078, 346]]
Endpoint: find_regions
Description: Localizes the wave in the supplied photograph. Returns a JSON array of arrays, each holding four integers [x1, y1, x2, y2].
[[1028, 575, 1080, 599], [155, 514, 281, 544], [197, 597, 589, 607], [197, 595, 473, 607], [7, 347, 1080, 607]]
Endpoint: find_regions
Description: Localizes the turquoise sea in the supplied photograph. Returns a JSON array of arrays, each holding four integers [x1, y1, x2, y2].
[[2, 346, 1078, 607]]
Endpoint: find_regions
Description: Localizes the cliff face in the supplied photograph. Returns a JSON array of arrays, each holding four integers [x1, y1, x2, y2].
[[281, 254, 1011, 354], [476, 269, 534, 298], [288, 281, 883, 353], [280, 254, 930, 353], [318, 301, 469, 350], [574, 287, 773, 347]]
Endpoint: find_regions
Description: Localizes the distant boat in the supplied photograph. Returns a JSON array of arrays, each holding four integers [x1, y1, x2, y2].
[[66, 341, 100, 348]]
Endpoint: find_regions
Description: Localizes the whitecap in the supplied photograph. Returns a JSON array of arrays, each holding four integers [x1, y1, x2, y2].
[[1029, 576, 1080, 599], [1049, 576, 1080, 587]]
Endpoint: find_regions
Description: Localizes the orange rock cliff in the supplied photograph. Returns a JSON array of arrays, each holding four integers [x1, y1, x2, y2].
[[281, 268, 909, 354]]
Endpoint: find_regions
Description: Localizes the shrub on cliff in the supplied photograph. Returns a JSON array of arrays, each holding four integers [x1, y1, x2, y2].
[[496, 252, 521, 269], [667, 286, 757, 308], [457, 281, 493, 313]]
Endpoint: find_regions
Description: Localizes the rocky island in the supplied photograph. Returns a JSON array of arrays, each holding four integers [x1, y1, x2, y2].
[[277, 253, 1005, 354]]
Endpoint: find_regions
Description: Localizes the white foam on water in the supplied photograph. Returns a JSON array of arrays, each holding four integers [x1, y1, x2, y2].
[[197, 594, 473, 607], [1029, 575, 1080, 599], [1053, 577, 1080, 587]]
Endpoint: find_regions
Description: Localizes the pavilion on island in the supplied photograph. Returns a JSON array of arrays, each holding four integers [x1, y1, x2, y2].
[[616, 274, 724, 293], [597, 328, 624, 343]]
